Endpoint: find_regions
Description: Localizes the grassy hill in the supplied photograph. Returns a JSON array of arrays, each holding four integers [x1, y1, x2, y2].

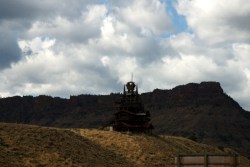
[[0, 123, 249, 167], [0, 123, 133, 167]]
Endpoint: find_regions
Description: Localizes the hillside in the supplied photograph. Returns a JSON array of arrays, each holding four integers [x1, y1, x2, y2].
[[0, 81, 250, 158], [0, 123, 133, 167], [0, 123, 249, 166], [142, 82, 250, 158]]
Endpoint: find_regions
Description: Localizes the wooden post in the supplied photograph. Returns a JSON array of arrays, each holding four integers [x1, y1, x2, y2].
[[204, 151, 208, 167], [233, 153, 237, 167], [176, 149, 180, 167]]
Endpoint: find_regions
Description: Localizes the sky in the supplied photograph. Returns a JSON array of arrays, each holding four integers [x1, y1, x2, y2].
[[0, 0, 250, 110]]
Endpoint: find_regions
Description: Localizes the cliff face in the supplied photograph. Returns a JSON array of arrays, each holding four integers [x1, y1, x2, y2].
[[0, 82, 249, 157], [0, 94, 118, 128]]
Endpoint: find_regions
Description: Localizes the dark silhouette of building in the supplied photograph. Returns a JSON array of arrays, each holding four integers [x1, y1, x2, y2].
[[112, 80, 153, 133]]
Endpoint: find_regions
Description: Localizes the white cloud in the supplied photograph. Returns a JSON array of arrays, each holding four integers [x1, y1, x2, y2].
[[19, 37, 56, 54], [230, 43, 250, 108], [233, 43, 250, 68], [176, 0, 250, 44], [118, 0, 173, 35]]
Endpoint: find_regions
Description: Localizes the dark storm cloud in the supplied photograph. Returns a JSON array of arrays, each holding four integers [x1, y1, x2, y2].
[[0, 0, 97, 20], [0, 0, 100, 70], [0, 0, 100, 39], [133, 38, 163, 65], [229, 15, 250, 33], [0, 32, 21, 69], [0, 1, 47, 20]]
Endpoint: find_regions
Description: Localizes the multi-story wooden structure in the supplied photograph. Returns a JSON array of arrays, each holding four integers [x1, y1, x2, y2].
[[112, 80, 153, 133]]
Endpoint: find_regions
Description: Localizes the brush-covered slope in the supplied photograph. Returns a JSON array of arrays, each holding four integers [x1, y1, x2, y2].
[[0, 123, 134, 167], [0, 123, 249, 167], [142, 82, 250, 158]]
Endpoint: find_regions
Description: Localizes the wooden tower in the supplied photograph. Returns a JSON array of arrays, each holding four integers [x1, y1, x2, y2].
[[113, 80, 153, 133]]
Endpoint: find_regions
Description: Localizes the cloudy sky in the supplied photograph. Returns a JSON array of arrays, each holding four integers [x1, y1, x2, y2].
[[0, 0, 250, 110]]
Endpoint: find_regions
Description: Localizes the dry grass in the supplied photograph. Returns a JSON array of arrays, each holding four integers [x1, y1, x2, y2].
[[0, 123, 133, 167], [0, 123, 249, 167], [78, 129, 250, 167]]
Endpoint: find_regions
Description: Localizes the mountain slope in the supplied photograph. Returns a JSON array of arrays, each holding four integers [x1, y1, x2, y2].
[[0, 123, 249, 166], [0, 82, 249, 158], [142, 82, 250, 158]]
